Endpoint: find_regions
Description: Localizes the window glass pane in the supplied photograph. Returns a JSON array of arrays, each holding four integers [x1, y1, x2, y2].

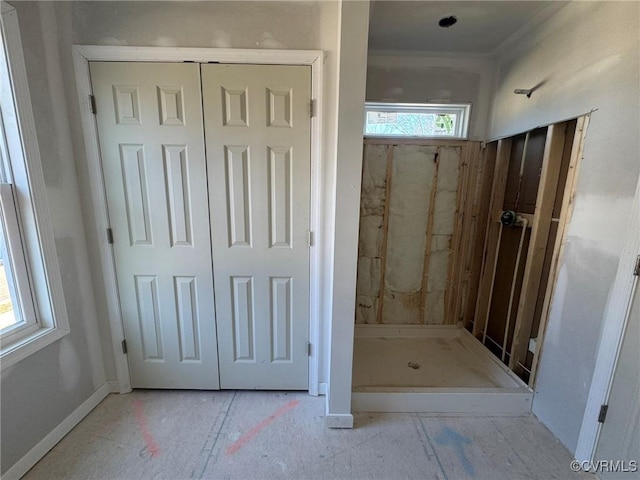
[[365, 111, 458, 137], [0, 220, 18, 331], [364, 103, 470, 139]]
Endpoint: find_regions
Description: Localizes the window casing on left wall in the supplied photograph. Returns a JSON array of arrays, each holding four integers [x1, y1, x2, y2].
[[0, 1, 69, 369]]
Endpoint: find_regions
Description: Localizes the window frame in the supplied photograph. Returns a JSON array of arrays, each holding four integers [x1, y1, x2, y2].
[[364, 102, 471, 139], [0, 1, 69, 369], [0, 182, 39, 345]]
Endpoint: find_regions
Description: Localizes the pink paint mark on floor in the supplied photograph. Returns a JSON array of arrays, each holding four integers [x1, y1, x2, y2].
[[226, 399, 300, 456], [133, 398, 160, 457]]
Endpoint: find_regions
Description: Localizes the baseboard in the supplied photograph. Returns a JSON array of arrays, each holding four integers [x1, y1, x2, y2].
[[3, 382, 110, 480], [318, 382, 327, 395], [326, 413, 354, 428], [107, 380, 120, 393]]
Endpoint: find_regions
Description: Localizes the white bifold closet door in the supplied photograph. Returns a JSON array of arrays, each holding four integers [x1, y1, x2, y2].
[[90, 62, 219, 389], [202, 64, 311, 390], [90, 61, 311, 390]]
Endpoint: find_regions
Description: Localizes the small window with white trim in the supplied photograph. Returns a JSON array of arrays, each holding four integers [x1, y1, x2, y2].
[[1, 2, 69, 368], [364, 102, 471, 139]]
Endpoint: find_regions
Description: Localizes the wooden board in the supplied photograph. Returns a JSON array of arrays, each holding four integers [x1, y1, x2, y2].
[[509, 123, 568, 372], [420, 148, 440, 321], [464, 143, 496, 331], [530, 115, 590, 385], [446, 143, 480, 325], [473, 139, 512, 337], [376, 145, 394, 324], [516, 121, 577, 377]]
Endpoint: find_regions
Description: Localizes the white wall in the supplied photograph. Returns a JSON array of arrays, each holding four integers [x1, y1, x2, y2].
[[318, 0, 340, 390], [67, 0, 330, 384], [489, 1, 640, 453], [366, 53, 493, 140], [71, 1, 322, 50], [326, 0, 370, 426], [1, 0, 344, 472], [0, 2, 106, 474]]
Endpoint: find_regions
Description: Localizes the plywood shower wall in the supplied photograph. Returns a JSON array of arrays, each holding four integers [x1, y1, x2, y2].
[[356, 140, 485, 325]]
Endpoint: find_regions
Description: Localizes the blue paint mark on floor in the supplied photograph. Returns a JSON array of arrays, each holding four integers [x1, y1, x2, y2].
[[435, 426, 476, 477]]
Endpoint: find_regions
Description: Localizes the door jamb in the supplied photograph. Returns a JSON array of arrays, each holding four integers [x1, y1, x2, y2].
[[575, 174, 640, 462], [72, 46, 324, 395]]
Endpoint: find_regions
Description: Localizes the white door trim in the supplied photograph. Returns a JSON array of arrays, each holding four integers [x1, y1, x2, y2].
[[575, 176, 640, 461], [72, 46, 324, 395]]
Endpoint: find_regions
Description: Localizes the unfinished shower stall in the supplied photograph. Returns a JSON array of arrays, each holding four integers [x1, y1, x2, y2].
[[352, 117, 589, 413], [472, 117, 589, 384]]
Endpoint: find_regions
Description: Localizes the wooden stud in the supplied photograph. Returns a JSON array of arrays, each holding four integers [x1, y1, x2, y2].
[[464, 143, 496, 330], [376, 145, 394, 324], [446, 144, 474, 324], [480, 131, 530, 345], [450, 144, 478, 326], [512, 133, 530, 212], [473, 139, 512, 337], [456, 143, 482, 327], [529, 115, 590, 385], [444, 146, 466, 324], [354, 143, 367, 324], [509, 124, 568, 371], [420, 147, 440, 323], [460, 142, 483, 321], [501, 218, 530, 362]]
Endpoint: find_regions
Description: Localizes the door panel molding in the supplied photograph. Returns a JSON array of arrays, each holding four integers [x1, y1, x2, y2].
[[203, 63, 311, 389], [91, 61, 219, 389], [73, 46, 324, 395]]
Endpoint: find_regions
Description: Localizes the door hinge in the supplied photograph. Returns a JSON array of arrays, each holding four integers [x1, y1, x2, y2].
[[307, 231, 313, 247], [598, 404, 608, 423], [106, 228, 114, 244], [89, 94, 97, 114], [307, 342, 312, 356], [121, 339, 128, 355], [634, 255, 640, 276], [310, 99, 316, 118]]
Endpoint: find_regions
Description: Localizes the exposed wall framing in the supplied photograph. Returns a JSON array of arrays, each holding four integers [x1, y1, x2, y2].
[[470, 116, 589, 385], [355, 139, 486, 326], [529, 115, 590, 385], [448, 141, 483, 326], [356, 116, 588, 389]]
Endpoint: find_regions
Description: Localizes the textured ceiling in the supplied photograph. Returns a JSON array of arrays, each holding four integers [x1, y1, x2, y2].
[[368, 1, 567, 54]]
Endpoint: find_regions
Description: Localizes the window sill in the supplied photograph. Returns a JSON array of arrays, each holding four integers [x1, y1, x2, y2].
[[1, 324, 69, 370], [363, 135, 469, 140]]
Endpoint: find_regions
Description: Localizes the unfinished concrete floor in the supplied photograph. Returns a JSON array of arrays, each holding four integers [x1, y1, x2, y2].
[[24, 390, 590, 480]]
